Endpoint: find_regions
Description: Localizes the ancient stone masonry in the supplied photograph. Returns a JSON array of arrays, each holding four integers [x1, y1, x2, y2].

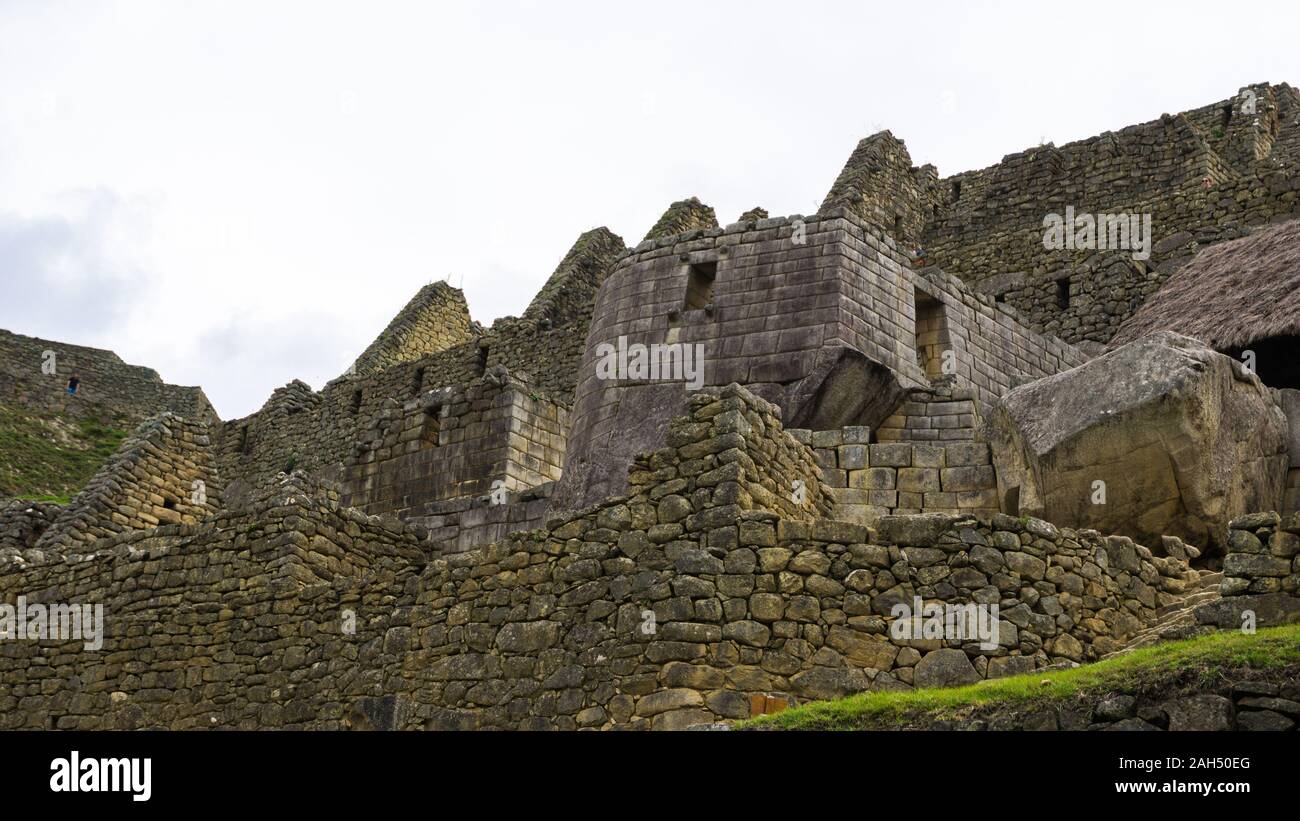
[[4, 81, 1300, 731], [0, 500, 61, 567], [795, 431, 999, 524], [644, 197, 719, 241], [339, 368, 567, 518], [915, 83, 1300, 344], [411, 484, 554, 555], [211, 230, 627, 502], [819, 130, 941, 251], [33, 413, 222, 556], [348, 282, 475, 376], [0, 329, 215, 425], [555, 207, 1085, 513], [1193, 512, 1300, 631], [875, 382, 981, 442], [0, 386, 1210, 730], [521, 228, 628, 329]]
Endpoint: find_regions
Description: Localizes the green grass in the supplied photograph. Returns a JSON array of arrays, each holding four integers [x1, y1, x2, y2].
[[0, 403, 129, 504], [740, 625, 1300, 730]]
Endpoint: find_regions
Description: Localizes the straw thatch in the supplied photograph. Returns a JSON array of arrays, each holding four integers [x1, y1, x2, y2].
[[1109, 218, 1300, 351]]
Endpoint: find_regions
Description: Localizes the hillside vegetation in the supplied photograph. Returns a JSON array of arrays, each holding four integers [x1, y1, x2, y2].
[[0, 403, 127, 504], [740, 625, 1300, 730]]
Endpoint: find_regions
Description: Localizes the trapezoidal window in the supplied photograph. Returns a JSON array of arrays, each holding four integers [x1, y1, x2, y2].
[[913, 287, 950, 380], [1056, 277, 1071, 310], [950, 180, 962, 203], [684, 261, 717, 311], [421, 405, 442, 446], [411, 367, 425, 397]]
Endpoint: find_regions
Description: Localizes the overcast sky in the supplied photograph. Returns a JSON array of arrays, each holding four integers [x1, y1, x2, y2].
[[1, 0, 1296, 419]]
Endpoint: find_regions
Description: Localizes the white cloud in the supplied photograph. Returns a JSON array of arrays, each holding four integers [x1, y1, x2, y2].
[[1, 0, 1297, 418]]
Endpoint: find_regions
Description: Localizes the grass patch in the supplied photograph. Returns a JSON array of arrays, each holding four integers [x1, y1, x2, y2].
[[0, 403, 128, 503], [740, 624, 1300, 730]]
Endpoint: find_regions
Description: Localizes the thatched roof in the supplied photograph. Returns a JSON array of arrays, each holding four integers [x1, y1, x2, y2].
[[1110, 218, 1300, 351]]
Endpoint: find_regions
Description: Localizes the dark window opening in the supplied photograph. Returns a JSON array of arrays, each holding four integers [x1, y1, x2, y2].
[[422, 406, 442, 446], [476, 344, 489, 375], [1221, 104, 1233, 130], [412, 367, 425, 397], [893, 213, 904, 237], [994, 292, 1006, 304], [950, 180, 962, 203], [351, 389, 362, 414], [1004, 486, 1021, 515], [684, 261, 717, 311], [1056, 278, 1071, 310], [913, 287, 950, 380], [238, 425, 251, 455], [162, 498, 177, 511], [1225, 336, 1300, 389]]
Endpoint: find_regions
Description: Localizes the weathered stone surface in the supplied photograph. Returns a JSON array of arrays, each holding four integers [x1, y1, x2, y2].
[[913, 649, 981, 689], [987, 332, 1289, 553], [1162, 695, 1236, 731]]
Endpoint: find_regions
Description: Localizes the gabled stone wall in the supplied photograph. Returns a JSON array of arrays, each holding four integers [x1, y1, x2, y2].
[[0, 329, 215, 425], [33, 413, 222, 555]]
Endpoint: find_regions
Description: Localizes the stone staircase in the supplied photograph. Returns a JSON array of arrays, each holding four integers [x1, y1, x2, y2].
[[1110, 570, 1223, 655]]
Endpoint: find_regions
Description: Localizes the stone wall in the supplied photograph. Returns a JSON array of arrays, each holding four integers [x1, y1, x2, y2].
[[0, 473, 429, 730], [0, 386, 1207, 731], [556, 208, 1084, 512], [348, 282, 475, 376], [796, 432, 999, 523], [339, 370, 567, 516], [644, 197, 719, 241], [0, 500, 62, 567], [522, 228, 629, 328], [33, 413, 223, 555], [1220, 512, 1300, 597], [0, 329, 215, 425], [921, 83, 1300, 344], [819, 130, 940, 250], [212, 233, 625, 501], [875, 382, 981, 443], [408, 484, 554, 555]]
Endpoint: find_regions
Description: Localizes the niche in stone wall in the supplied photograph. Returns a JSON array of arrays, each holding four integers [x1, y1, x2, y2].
[[913, 287, 950, 380], [412, 367, 425, 397], [1056, 277, 1071, 310], [421, 405, 442, 446], [684, 261, 717, 311], [351, 389, 362, 414]]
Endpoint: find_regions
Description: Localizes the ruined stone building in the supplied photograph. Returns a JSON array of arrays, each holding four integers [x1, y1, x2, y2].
[[2, 83, 1299, 730]]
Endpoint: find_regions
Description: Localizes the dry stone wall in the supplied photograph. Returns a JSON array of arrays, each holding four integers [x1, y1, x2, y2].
[[348, 282, 475, 376], [0, 500, 62, 567], [33, 413, 222, 556], [0, 386, 1206, 731], [409, 484, 554, 555], [921, 84, 1300, 344], [0, 329, 214, 425], [795, 432, 999, 523], [339, 370, 567, 516], [875, 383, 981, 442]]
